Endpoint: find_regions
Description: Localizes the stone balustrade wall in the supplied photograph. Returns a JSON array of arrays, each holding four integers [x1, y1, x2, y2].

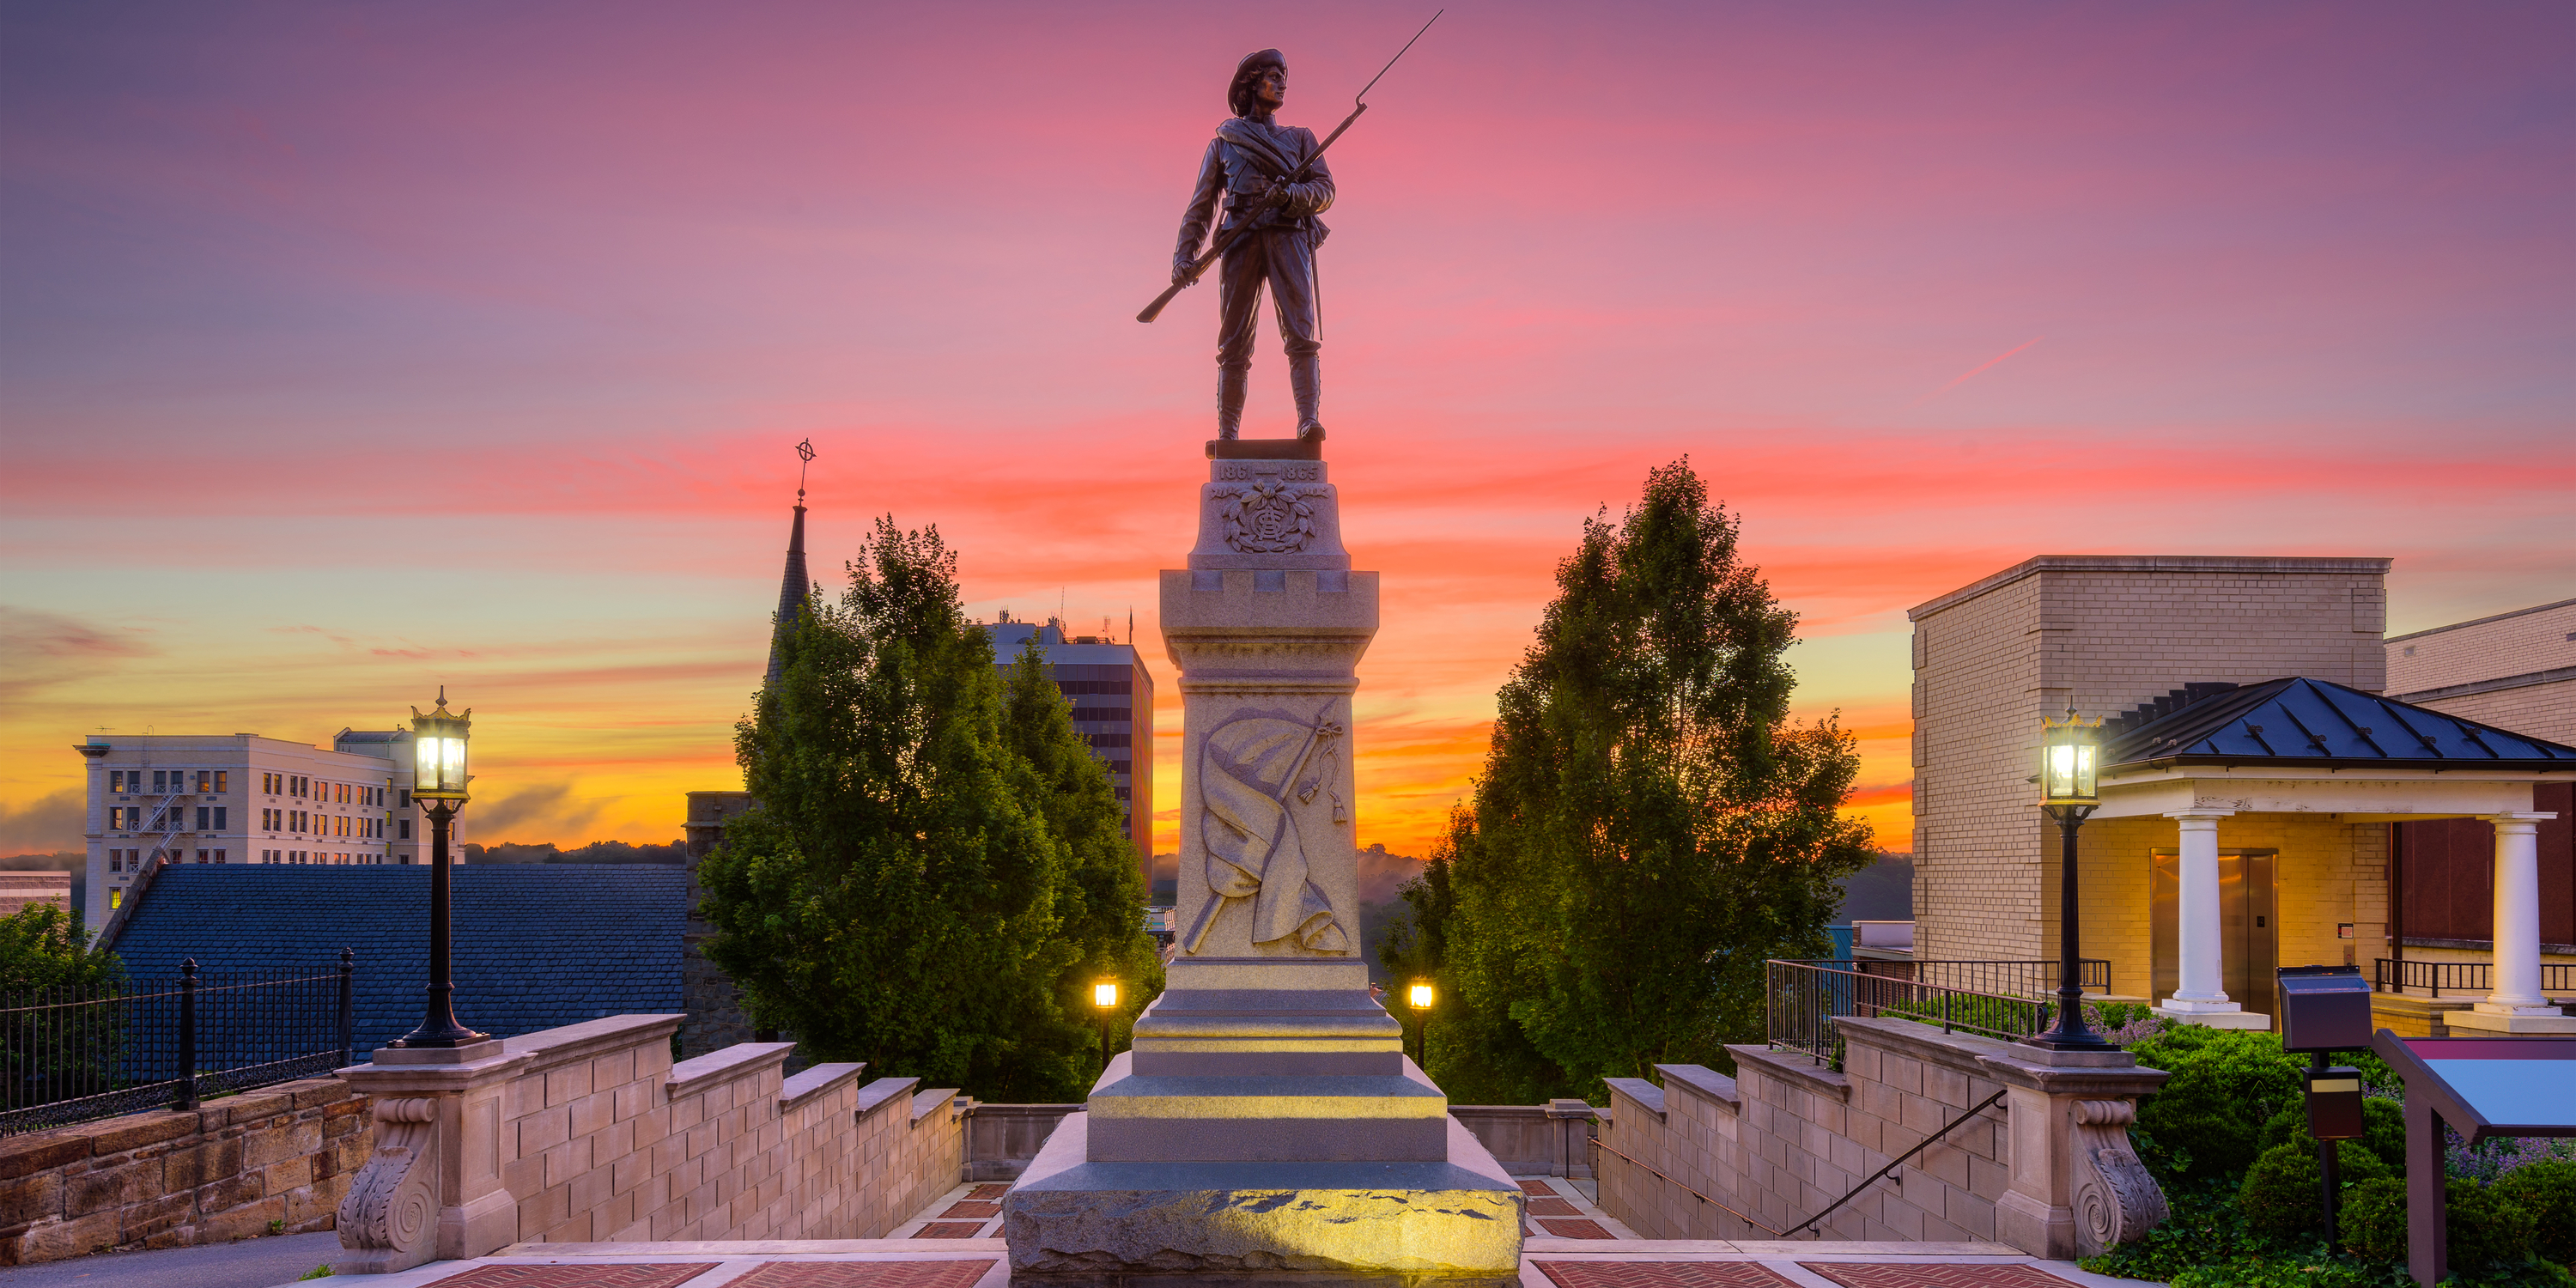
[[0, 1078, 369, 1265], [1597, 1017, 2171, 1260], [1451, 1102, 1598, 1178], [965, 1103, 1077, 1182], [336, 1015, 969, 1272]]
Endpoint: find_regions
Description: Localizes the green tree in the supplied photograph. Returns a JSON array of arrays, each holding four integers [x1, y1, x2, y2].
[[696, 518, 1114, 1101], [0, 902, 126, 1107], [996, 632, 1164, 1082], [0, 902, 121, 995], [1406, 459, 1873, 1100]]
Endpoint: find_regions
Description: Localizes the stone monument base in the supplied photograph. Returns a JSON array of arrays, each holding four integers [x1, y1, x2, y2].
[[1004, 1109, 1524, 1288]]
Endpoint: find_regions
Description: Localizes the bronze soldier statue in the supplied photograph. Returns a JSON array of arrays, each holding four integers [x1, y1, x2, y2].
[[1174, 50, 1335, 442]]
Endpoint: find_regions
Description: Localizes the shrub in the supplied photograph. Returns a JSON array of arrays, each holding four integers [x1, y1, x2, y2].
[[2494, 1158, 2576, 1267], [2239, 1139, 2391, 1242], [2443, 1176, 2538, 1276], [2339, 1176, 2407, 1264], [2166, 1257, 2394, 1288], [2362, 1098, 2405, 1176], [2261, 1100, 2408, 1176], [2129, 1026, 2307, 1185]]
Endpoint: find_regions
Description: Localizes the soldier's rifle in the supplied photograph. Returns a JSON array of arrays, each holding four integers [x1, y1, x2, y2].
[[1136, 10, 1441, 325]]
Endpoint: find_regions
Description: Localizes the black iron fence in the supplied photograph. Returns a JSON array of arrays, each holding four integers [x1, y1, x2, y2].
[[2373, 957, 2576, 999], [0, 951, 354, 1135], [1766, 957, 2111, 1063]]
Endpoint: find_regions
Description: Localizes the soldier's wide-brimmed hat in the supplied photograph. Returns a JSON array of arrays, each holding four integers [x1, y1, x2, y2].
[[1228, 48, 1285, 117]]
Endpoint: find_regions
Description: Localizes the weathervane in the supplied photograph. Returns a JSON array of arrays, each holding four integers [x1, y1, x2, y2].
[[795, 438, 816, 501]]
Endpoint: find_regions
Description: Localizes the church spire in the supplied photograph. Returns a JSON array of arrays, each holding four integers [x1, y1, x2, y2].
[[765, 440, 817, 689]]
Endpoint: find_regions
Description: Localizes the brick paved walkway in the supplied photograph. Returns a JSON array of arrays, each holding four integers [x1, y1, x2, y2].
[[313, 1174, 2154, 1288]]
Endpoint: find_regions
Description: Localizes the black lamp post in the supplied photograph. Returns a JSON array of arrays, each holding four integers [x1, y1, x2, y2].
[[1406, 979, 1435, 1067], [392, 688, 489, 1050], [1091, 980, 1120, 1072], [2026, 704, 2110, 1052]]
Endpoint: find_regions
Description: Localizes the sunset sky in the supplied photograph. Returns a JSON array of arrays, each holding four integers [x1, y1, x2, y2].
[[4, 2, 2570, 861]]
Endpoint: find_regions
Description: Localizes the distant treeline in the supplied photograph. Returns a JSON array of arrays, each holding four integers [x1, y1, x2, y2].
[[462, 840, 688, 865]]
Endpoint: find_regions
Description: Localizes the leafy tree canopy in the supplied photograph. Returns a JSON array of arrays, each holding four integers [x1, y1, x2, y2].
[[1388, 459, 1874, 1101], [0, 902, 123, 996], [696, 517, 1158, 1101]]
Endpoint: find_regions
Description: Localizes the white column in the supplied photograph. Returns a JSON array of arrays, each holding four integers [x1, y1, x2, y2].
[[2452, 811, 2575, 1034], [2155, 809, 2264, 1027]]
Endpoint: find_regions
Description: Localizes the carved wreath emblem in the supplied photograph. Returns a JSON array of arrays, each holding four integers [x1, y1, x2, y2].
[[1214, 478, 1316, 554]]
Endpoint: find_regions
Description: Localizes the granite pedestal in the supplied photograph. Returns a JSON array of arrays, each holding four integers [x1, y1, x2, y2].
[[1003, 444, 1523, 1286]]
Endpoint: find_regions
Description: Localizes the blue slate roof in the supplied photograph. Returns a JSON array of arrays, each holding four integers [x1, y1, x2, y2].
[[110, 865, 684, 1056], [2104, 677, 2576, 769]]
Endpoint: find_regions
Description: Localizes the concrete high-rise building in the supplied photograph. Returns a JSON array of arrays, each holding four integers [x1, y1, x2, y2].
[[984, 611, 1157, 884], [72, 726, 433, 936]]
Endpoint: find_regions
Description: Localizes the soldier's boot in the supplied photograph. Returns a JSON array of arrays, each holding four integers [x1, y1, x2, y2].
[[1217, 367, 1247, 440], [1291, 354, 1326, 442]]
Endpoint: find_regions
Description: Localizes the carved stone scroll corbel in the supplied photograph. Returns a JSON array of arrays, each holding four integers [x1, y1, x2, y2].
[[336, 1097, 442, 1274], [2069, 1098, 2168, 1257]]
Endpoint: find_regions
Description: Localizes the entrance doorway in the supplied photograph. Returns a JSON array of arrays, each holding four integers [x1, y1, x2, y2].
[[2150, 848, 2278, 1024]]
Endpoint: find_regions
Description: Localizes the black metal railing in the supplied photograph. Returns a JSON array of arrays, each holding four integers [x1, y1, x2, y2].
[[2374, 958, 2576, 999], [0, 951, 354, 1134], [1766, 957, 2111, 1062]]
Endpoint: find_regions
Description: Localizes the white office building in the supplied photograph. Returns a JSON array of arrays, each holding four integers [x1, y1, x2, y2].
[[75, 727, 440, 935]]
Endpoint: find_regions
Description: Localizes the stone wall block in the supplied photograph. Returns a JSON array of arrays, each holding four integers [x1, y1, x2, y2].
[[214, 1093, 293, 1127], [15, 1206, 123, 1262], [519, 1105, 570, 1157], [569, 1089, 615, 1139], [0, 1170, 64, 1229], [258, 1155, 314, 1198], [120, 1188, 194, 1243], [199, 1193, 287, 1244], [504, 1069, 547, 1121], [192, 1169, 264, 1214], [76, 1112, 199, 1158], [542, 1139, 587, 1190], [0, 1137, 92, 1183], [592, 1048, 635, 1091], [63, 1157, 156, 1219], [240, 1120, 320, 1171], [567, 1163, 612, 1217], [165, 1135, 244, 1191]]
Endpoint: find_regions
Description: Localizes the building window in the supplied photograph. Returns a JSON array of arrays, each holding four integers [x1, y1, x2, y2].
[[213, 807, 228, 830], [109, 890, 120, 910], [214, 771, 228, 793], [110, 770, 125, 793], [196, 806, 209, 830], [215, 850, 226, 864], [108, 852, 121, 873], [399, 788, 410, 808], [399, 818, 411, 840]]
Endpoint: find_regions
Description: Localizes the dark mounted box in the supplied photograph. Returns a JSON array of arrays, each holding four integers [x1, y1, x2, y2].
[[2306, 1066, 2366, 1140], [2278, 964, 2372, 1054]]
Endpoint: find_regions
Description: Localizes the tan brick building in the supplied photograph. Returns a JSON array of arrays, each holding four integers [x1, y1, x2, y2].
[[1909, 556, 2576, 1034], [1908, 556, 2390, 967], [2387, 596, 2576, 745]]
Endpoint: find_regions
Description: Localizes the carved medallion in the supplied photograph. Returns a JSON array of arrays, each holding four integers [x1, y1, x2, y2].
[[1214, 479, 1317, 554]]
